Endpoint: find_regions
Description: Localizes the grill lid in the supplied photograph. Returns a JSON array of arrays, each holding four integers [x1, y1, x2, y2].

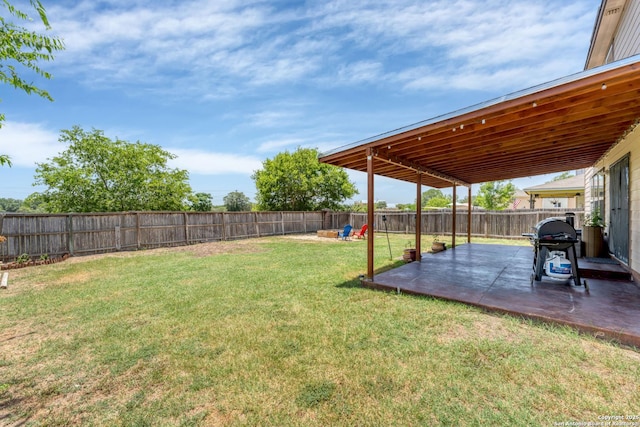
[[533, 218, 576, 240]]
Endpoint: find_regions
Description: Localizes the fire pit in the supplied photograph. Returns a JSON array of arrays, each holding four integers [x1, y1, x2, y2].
[[523, 216, 588, 292]]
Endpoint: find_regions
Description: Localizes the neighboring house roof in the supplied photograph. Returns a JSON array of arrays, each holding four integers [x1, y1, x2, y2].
[[514, 189, 528, 198], [524, 175, 585, 198], [319, 55, 640, 189]]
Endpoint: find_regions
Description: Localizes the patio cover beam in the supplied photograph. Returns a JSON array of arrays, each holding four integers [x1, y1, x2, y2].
[[452, 184, 457, 249], [416, 173, 422, 262], [367, 148, 375, 280], [467, 186, 472, 243], [373, 148, 470, 188]]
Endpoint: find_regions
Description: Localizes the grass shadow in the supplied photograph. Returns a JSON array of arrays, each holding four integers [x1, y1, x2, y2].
[[0, 394, 29, 425]]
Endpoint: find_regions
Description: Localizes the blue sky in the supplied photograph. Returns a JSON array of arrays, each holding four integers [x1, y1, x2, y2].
[[0, 0, 598, 205]]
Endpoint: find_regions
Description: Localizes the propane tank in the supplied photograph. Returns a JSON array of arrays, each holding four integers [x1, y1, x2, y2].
[[544, 251, 572, 280]]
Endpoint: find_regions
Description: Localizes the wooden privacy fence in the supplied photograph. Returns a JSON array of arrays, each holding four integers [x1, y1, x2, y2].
[[0, 211, 324, 262], [0, 209, 584, 262], [327, 210, 585, 239]]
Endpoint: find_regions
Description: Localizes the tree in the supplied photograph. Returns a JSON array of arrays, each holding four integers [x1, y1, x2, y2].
[[375, 200, 387, 210], [396, 203, 416, 211], [0, 197, 21, 212], [475, 180, 516, 210], [224, 190, 251, 212], [549, 171, 574, 182], [421, 189, 445, 207], [189, 192, 213, 212], [1, 0, 64, 163], [33, 126, 192, 212], [425, 195, 452, 208], [252, 147, 358, 211], [350, 201, 367, 212], [458, 194, 477, 206], [20, 193, 46, 212]]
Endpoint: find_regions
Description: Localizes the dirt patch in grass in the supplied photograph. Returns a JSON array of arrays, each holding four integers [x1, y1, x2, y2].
[[0, 239, 266, 299], [0, 268, 99, 297], [283, 233, 366, 243], [436, 314, 523, 344], [55, 269, 95, 284], [0, 324, 37, 346], [61, 239, 267, 262]]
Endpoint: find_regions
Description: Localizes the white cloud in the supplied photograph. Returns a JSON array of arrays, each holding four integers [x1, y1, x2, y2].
[[43, 0, 595, 100], [310, 0, 594, 91], [256, 138, 307, 153], [168, 148, 263, 175], [0, 122, 60, 167], [335, 61, 384, 85], [249, 111, 292, 128], [44, 3, 320, 90], [248, 107, 307, 128]]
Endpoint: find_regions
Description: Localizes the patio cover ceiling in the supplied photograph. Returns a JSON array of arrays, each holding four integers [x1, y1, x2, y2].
[[319, 55, 640, 189]]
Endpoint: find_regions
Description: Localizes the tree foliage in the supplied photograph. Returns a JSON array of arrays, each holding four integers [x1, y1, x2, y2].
[[350, 201, 367, 212], [1, 0, 64, 125], [375, 200, 387, 209], [396, 203, 416, 211], [421, 189, 444, 206], [20, 193, 46, 212], [224, 190, 251, 212], [252, 147, 358, 211], [0, 197, 21, 212], [425, 195, 452, 208], [549, 171, 574, 182], [475, 180, 516, 210], [1, 0, 64, 166], [189, 192, 212, 212], [33, 126, 192, 212], [457, 194, 477, 206]]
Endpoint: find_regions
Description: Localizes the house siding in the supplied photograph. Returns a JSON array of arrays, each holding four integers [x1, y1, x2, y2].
[[532, 197, 581, 210], [612, 0, 640, 60], [584, 167, 595, 215], [584, 0, 640, 276], [587, 124, 639, 274]]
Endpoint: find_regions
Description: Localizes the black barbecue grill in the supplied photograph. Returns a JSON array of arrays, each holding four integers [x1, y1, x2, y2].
[[523, 216, 589, 292]]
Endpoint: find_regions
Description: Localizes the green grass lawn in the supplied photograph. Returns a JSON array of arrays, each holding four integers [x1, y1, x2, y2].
[[1, 234, 638, 426]]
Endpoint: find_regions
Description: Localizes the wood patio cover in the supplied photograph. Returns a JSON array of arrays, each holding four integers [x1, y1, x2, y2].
[[319, 55, 640, 279]]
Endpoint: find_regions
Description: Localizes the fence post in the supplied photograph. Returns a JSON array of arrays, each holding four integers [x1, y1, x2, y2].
[[484, 212, 489, 238], [222, 212, 227, 241], [115, 226, 121, 251], [136, 212, 141, 250], [67, 214, 75, 256], [254, 212, 260, 238], [0, 214, 3, 261], [183, 212, 189, 245], [405, 212, 409, 234], [504, 215, 511, 239]]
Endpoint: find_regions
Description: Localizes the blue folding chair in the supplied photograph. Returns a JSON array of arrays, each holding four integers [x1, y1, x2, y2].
[[338, 224, 352, 240]]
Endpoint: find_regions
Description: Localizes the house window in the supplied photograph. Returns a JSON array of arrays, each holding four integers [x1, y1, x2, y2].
[[591, 170, 605, 217]]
